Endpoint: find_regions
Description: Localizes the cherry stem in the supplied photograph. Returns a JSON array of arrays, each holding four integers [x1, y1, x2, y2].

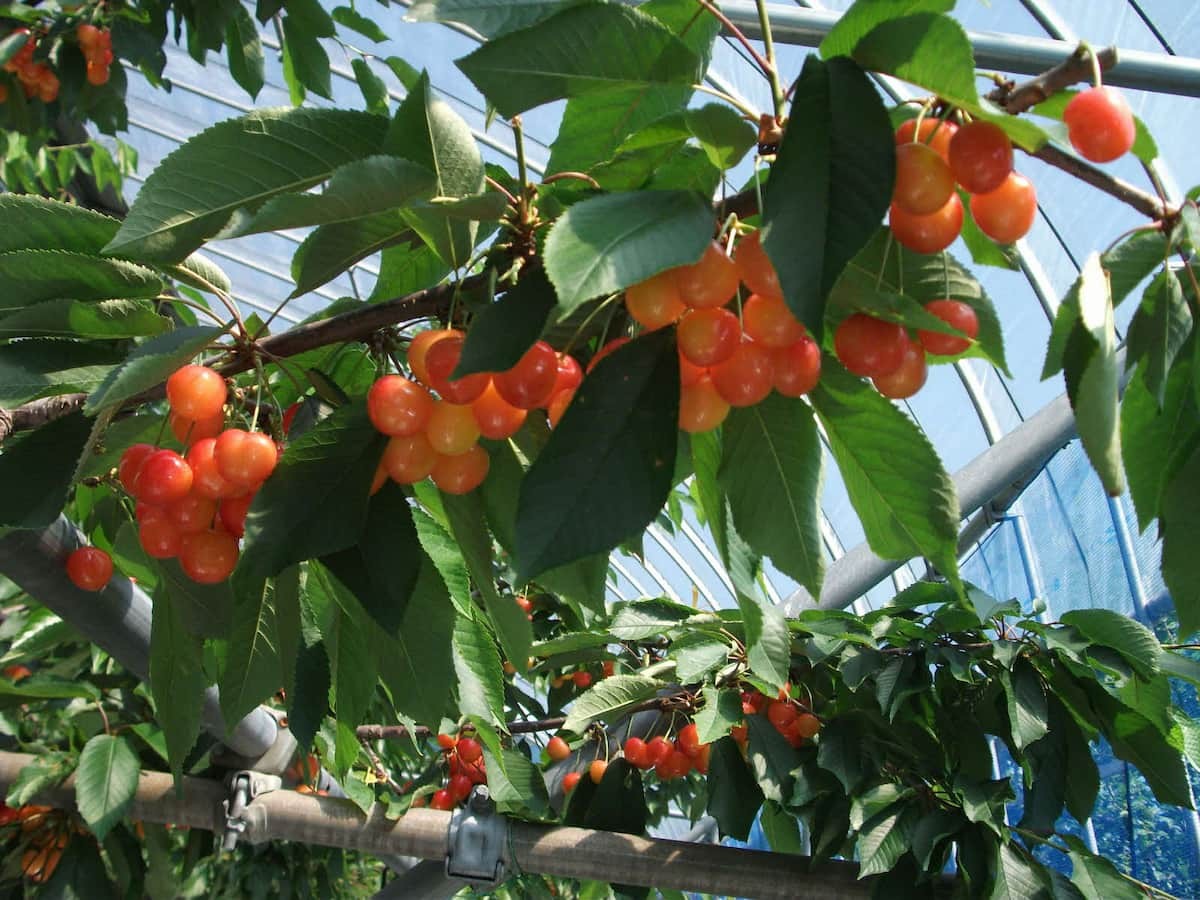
[[485, 175, 519, 206], [691, 82, 759, 120], [694, 0, 775, 84], [540, 171, 602, 190], [754, 0, 786, 120], [1083, 42, 1103, 88]]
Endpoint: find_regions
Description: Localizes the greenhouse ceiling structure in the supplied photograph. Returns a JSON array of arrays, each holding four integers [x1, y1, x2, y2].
[[2, 0, 1200, 897]]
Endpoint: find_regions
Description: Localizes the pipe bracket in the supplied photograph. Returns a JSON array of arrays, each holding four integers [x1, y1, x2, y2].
[[445, 786, 506, 885]]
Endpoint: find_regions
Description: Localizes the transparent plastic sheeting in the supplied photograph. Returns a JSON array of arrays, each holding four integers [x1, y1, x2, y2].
[[95, 0, 1200, 893]]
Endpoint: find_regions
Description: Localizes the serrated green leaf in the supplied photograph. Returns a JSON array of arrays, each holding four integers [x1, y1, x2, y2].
[[684, 104, 756, 170], [453, 614, 505, 724], [291, 214, 416, 297], [6, 754, 73, 808], [1067, 848, 1142, 900], [737, 593, 791, 693], [608, 597, 693, 640], [670, 633, 729, 682], [455, 268, 556, 377], [991, 843, 1050, 900], [1060, 608, 1161, 679], [412, 508, 472, 612], [693, 686, 741, 745], [1127, 267, 1193, 406], [368, 242, 450, 302], [456, 4, 701, 118], [1002, 659, 1049, 751], [0, 340, 124, 407], [76, 735, 140, 841], [1161, 446, 1200, 639], [351, 58, 389, 116], [85, 325, 221, 414], [857, 804, 915, 878], [239, 401, 384, 583], [515, 330, 679, 581], [543, 190, 713, 314], [561, 674, 660, 736], [706, 736, 763, 841], [332, 5, 389, 41], [719, 394, 824, 596], [225, 3, 265, 98], [0, 194, 119, 254], [0, 412, 93, 528], [149, 586, 207, 778], [217, 578, 282, 731], [105, 108, 388, 262], [0, 298, 170, 339], [288, 641, 330, 750], [282, 15, 332, 99], [760, 56, 894, 340], [405, 0, 586, 38], [745, 715, 799, 804], [156, 558, 234, 639], [0, 250, 163, 310], [820, 0, 954, 59], [811, 362, 960, 582]]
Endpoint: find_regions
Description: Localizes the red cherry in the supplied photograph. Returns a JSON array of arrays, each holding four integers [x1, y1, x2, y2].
[[735, 231, 782, 301], [456, 737, 483, 764], [139, 518, 182, 559], [214, 430, 278, 487], [767, 700, 798, 730], [572, 670, 593, 689], [677, 307, 741, 367], [833, 315, 908, 378], [447, 774, 473, 803], [730, 724, 748, 744], [589, 759, 608, 784], [135, 501, 168, 524], [679, 353, 706, 388], [168, 494, 218, 535], [431, 445, 490, 495], [772, 337, 822, 397], [471, 383, 527, 440], [186, 438, 240, 500], [657, 750, 692, 780], [794, 712, 822, 739], [782, 719, 806, 748], [436, 734, 457, 750], [918, 300, 979, 357], [675, 241, 739, 309], [623, 737, 651, 770], [969, 172, 1037, 244], [425, 402, 480, 456], [382, 433, 438, 484], [710, 339, 773, 407], [872, 340, 927, 400], [136, 450, 194, 505], [546, 388, 574, 428], [645, 736, 673, 767], [894, 117, 958, 164], [169, 410, 223, 446], [408, 329, 455, 386], [678, 375, 730, 434], [562, 772, 582, 792], [551, 354, 583, 396], [77, 24, 102, 51], [547, 736, 571, 762], [430, 789, 455, 811], [676, 723, 703, 759], [948, 120, 1013, 194], [425, 335, 491, 404], [694, 743, 711, 775], [626, 271, 686, 330], [166, 365, 227, 421], [741, 690, 767, 714], [178, 529, 239, 584], [65, 547, 112, 592], [219, 492, 255, 539], [118, 443, 156, 494], [494, 341, 558, 409], [889, 194, 963, 255], [367, 375, 435, 436], [85, 61, 110, 86], [893, 142, 956, 216], [742, 293, 804, 349], [587, 337, 630, 374], [1064, 86, 1136, 163]]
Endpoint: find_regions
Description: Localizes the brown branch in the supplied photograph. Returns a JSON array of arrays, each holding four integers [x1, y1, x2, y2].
[[986, 45, 1118, 115], [1031, 143, 1167, 219], [0, 393, 88, 444]]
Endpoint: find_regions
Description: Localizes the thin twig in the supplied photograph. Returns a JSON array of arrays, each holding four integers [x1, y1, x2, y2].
[[693, 0, 774, 79], [754, 0, 786, 120]]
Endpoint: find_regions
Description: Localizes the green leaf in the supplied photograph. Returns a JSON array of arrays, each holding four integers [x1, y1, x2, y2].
[[760, 800, 805, 854], [156, 559, 234, 639], [706, 736, 764, 841], [608, 597, 693, 640], [322, 483, 423, 636], [1068, 847, 1142, 900], [385, 73, 484, 269], [1121, 355, 1200, 531], [288, 641, 330, 750], [149, 586, 207, 778], [291, 214, 415, 297], [169, 251, 233, 296], [443, 491, 533, 672], [105, 108, 389, 262], [85, 325, 222, 414], [760, 56, 894, 339], [0, 298, 170, 339], [853, 13, 977, 112], [225, 3, 265, 98], [577, 758, 647, 834], [413, 508, 472, 612], [820, 0, 954, 59], [857, 804, 915, 878], [737, 593, 792, 693], [1126, 267, 1193, 406], [352, 58, 389, 116], [515, 330, 679, 580], [0, 412, 93, 528], [40, 835, 113, 899], [455, 269, 556, 377], [0, 340, 124, 407], [455, 3, 701, 118], [0, 250, 163, 309], [1001, 659, 1049, 752], [909, 809, 961, 871], [1060, 609, 1161, 680], [719, 394, 824, 596], [543, 190, 713, 314], [745, 715, 799, 804], [693, 686, 741, 745], [453, 614, 505, 724], [231, 157, 437, 236], [811, 362, 960, 582], [217, 578, 282, 731], [0, 194, 119, 255], [1161, 446, 1200, 639], [817, 717, 865, 793], [991, 843, 1050, 900], [282, 14, 332, 99], [239, 401, 384, 583], [75, 735, 139, 841], [6, 754, 73, 808], [406, 0, 585, 38], [684, 104, 756, 171], [1106, 708, 1193, 807], [670, 633, 729, 682], [332, 6, 389, 41], [561, 674, 660, 737], [368, 242, 450, 302]]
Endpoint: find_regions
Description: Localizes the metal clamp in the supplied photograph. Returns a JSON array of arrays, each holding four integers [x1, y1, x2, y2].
[[445, 786, 507, 885], [222, 771, 281, 851]]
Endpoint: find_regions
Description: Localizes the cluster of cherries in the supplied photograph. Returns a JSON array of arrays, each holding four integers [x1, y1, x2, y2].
[[0, 803, 75, 884], [113, 364, 275, 585], [732, 687, 821, 749], [423, 732, 487, 811], [608, 232, 822, 434], [76, 23, 114, 86], [1, 29, 59, 103], [550, 720, 712, 794], [366, 331, 582, 496]]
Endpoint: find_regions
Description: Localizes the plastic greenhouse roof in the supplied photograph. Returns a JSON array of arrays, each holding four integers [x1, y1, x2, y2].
[[106, 0, 1198, 618]]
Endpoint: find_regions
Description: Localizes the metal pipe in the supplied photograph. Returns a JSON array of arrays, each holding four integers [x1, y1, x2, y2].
[[722, 2, 1200, 97]]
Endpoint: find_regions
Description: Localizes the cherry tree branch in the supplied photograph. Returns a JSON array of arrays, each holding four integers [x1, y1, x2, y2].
[[985, 45, 1118, 114]]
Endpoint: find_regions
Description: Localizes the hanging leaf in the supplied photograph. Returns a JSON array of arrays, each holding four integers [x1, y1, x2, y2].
[[75, 735, 140, 841], [405, 0, 587, 39], [225, 3, 265, 98], [0, 412, 93, 528], [288, 641, 330, 750], [217, 578, 282, 730], [684, 104, 757, 171], [455, 4, 702, 117], [290, 213, 415, 297], [561, 674, 660, 737], [332, 5, 389, 41], [760, 56, 894, 340], [1000, 659, 1049, 751], [85, 326, 222, 414], [737, 593, 792, 693], [811, 362, 960, 583], [368, 242, 451, 302], [455, 268, 557, 377], [453, 614, 505, 724], [543, 190, 714, 314], [149, 586, 207, 778], [693, 687, 741, 745], [352, 58, 389, 116], [0, 194, 119, 254], [515, 330, 679, 581], [706, 737, 764, 841], [1126, 267, 1193, 406], [719, 394, 824, 596], [1157, 451, 1200, 639], [105, 108, 389, 262]]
